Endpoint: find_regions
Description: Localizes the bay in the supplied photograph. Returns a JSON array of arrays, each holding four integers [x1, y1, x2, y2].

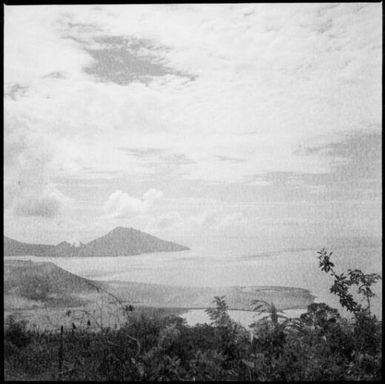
[[5, 241, 381, 319]]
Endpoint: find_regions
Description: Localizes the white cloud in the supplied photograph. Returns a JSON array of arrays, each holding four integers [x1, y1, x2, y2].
[[3, 4, 381, 243], [104, 188, 163, 218], [4, 4, 382, 186], [143, 188, 164, 202], [3, 113, 72, 219], [135, 208, 251, 236]]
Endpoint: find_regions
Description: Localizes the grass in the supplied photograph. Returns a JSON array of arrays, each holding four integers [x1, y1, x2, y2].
[[4, 299, 382, 381]]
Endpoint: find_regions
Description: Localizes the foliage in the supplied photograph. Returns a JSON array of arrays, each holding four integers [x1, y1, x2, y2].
[[317, 248, 381, 315], [4, 249, 382, 381], [206, 296, 231, 327], [251, 300, 288, 324]]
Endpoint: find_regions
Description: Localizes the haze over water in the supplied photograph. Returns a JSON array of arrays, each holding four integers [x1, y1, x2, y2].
[[8, 236, 381, 319]]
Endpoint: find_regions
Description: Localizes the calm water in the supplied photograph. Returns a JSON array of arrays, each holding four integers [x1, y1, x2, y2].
[[5, 241, 382, 318], [182, 308, 308, 329]]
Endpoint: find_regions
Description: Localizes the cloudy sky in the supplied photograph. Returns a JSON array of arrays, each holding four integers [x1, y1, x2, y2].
[[4, 4, 382, 248]]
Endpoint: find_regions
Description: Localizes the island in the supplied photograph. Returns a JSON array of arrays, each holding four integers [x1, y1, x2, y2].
[[4, 226, 190, 257]]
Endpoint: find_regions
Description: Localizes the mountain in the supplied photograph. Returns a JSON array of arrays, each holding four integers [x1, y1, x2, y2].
[[81, 227, 189, 256], [4, 236, 55, 256], [4, 227, 189, 257], [4, 259, 100, 297]]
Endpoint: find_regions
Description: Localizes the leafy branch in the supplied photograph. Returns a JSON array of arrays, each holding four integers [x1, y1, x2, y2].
[[317, 248, 381, 315]]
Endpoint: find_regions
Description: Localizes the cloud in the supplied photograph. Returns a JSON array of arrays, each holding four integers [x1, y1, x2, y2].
[[14, 186, 68, 218], [43, 71, 67, 79], [104, 188, 163, 218], [5, 4, 381, 186], [5, 83, 29, 100], [149, 208, 250, 234], [216, 155, 246, 163], [3, 4, 381, 243], [142, 188, 164, 202], [154, 211, 184, 230], [81, 35, 196, 85], [261, 131, 382, 201], [3, 113, 72, 219]]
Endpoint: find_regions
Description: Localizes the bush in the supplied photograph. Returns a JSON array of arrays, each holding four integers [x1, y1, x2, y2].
[[4, 249, 382, 381], [4, 315, 31, 348]]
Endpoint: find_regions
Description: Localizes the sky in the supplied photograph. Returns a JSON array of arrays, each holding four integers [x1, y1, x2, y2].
[[4, 4, 382, 249]]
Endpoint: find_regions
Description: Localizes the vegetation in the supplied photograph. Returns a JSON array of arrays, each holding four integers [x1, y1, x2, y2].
[[317, 248, 381, 315], [4, 249, 382, 381]]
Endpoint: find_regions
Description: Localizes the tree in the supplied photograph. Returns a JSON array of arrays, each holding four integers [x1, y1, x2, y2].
[[317, 248, 381, 316], [206, 296, 232, 327]]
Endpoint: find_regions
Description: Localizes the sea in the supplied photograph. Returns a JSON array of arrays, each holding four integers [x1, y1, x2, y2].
[[5, 237, 382, 325]]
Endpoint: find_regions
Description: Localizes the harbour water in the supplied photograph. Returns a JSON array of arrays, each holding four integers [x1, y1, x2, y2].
[[5, 241, 382, 319]]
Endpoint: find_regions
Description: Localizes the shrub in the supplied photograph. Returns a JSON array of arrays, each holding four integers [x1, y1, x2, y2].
[[4, 248, 382, 381], [4, 315, 31, 348]]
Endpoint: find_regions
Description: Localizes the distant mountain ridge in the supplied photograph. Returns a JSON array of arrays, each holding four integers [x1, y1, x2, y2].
[[4, 227, 189, 257]]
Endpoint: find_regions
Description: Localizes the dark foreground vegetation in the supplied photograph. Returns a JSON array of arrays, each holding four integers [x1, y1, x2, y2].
[[4, 250, 382, 381]]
